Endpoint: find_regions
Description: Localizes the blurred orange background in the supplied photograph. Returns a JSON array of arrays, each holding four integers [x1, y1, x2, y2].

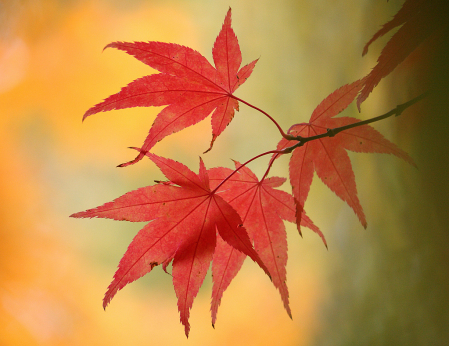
[[1, 0, 448, 345]]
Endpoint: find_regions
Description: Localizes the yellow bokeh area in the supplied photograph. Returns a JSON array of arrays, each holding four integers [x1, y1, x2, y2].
[[1, 0, 449, 345], [0, 1, 326, 344]]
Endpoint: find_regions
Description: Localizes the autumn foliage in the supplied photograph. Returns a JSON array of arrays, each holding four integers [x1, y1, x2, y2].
[[71, 2, 438, 337]]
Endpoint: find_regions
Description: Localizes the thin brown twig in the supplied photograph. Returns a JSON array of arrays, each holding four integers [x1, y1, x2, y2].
[[280, 92, 428, 153]]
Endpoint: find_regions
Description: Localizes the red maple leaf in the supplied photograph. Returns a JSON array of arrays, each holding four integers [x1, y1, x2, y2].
[[83, 8, 257, 166], [277, 80, 415, 228], [357, 0, 448, 109], [208, 162, 324, 326], [70, 153, 269, 337]]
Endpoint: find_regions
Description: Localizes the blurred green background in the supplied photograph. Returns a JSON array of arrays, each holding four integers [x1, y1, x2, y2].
[[1, 0, 448, 344]]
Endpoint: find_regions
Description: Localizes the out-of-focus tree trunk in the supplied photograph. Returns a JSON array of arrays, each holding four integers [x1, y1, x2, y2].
[[315, 1, 449, 344]]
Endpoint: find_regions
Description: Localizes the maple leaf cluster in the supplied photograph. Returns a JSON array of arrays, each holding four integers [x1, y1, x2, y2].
[[71, 3, 429, 336]]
